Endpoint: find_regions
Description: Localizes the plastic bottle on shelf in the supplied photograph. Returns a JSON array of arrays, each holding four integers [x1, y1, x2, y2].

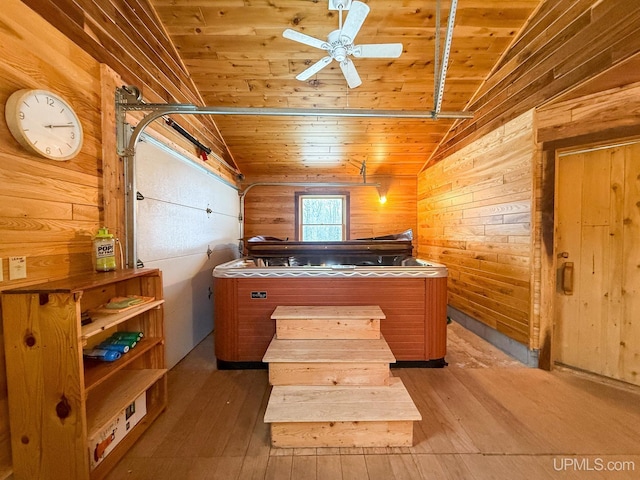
[[83, 348, 121, 362], [102, 337, 137, 349], [97, 342, 130, 354], [111, 331, 144, 341], [94, 227, 117, 272]]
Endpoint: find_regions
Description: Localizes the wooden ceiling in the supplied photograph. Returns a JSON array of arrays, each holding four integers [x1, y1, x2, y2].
[[150, 0, 543, 179]]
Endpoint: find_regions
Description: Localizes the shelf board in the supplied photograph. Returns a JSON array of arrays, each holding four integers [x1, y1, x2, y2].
[[86, 368, 167, 440], [1, 268, 161, 294], [81, 299, 164, 344], [84, 337, 163, 393]]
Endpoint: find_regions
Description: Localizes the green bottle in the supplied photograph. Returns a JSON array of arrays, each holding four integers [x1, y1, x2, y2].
[[112, 331, 144, 341]]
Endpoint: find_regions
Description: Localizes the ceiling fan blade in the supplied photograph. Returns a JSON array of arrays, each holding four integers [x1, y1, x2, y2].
[[296, 56, 333, 81], [283, 29, 329, 50], [352, 43, 403, 58], [340, 1, 370, 45], [339, 58, 362, 88]]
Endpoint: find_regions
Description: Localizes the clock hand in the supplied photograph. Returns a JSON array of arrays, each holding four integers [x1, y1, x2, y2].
[[44, 124, 74, 128]]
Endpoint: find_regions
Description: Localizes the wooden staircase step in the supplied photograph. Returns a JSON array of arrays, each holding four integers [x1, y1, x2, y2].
[[263, 337, 396, 386], [264, 378, 420, 423], [268, 362, 391, 386], [263, 338, 396, 363], [272, 306, 386, 320], [264, 378, 421, 448], [272, 305, 385, 339], [269, 420, 414, 448]]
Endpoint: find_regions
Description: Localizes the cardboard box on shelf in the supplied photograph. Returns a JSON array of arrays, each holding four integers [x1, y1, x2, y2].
[[88, 392, 147, 470]]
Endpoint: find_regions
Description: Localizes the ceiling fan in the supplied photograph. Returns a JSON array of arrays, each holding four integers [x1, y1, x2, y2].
[[283, 0, 403, 88]]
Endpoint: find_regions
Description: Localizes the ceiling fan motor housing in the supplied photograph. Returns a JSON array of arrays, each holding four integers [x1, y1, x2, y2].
[[328, 30, 348, 61]]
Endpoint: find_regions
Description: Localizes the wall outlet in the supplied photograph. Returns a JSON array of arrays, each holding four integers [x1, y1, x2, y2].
[[9, 256, 27, 280]]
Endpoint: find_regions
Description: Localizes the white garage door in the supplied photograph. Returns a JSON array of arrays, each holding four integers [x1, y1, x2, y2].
[[135, 136, 240, 368]]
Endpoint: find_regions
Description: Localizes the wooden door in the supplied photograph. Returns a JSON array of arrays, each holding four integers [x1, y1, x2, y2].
[[555, 141, 640, 386]]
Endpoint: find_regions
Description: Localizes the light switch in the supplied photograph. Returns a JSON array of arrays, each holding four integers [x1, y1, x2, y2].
[[9, 256, 27, 280]]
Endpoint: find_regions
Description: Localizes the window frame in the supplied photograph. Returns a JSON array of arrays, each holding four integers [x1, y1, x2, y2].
[[295, 191, 350, 241]]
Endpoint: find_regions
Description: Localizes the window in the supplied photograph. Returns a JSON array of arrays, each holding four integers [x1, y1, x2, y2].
[[296, 193, 349, 241]]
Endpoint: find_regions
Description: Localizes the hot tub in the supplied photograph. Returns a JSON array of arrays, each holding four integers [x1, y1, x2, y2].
[[213, 257, 448, 368]]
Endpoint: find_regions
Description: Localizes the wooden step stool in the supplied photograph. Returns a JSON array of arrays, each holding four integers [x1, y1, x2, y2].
[[263, 337, 395, 386], [263, 305, 421, 448], [273, 305, 384, 340], [264, 378, 421, 448]]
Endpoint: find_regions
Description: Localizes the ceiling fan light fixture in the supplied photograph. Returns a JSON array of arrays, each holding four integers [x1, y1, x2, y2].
[[328, 0, 352, 11]]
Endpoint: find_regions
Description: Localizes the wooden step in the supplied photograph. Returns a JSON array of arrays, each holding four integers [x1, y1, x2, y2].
[[263, 337, 396, 386], [272, 305, 385, 339], [264, 378, 421, 448]]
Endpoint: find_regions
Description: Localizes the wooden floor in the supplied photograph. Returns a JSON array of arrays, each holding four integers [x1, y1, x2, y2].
[[105, 323, 640, 479]]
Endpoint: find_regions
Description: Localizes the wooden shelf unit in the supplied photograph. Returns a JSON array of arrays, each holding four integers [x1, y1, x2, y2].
[[1, 268, 168, 480]]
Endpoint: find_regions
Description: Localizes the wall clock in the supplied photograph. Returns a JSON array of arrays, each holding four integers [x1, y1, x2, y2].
[[5, 89, 84, 161]]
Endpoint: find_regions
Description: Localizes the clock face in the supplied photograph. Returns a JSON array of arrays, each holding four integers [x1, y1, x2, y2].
[[5, 89, 83, 161]]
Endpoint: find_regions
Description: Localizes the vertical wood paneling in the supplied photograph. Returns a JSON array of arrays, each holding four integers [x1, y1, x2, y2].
[[242, 176, 417, 242], [620, 143, 640, 385], [534, 81, 640, 368], [555, 143, 640, 386], [418, 111, 535, 346], [101, 64, 126, 269]]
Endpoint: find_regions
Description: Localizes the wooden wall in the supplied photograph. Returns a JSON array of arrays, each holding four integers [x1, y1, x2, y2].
[[418, 0, 640, 355], [417, 111, 535, 346], [0, 6, 102, 475], [427, 0, 640, 167], [0, 1, 237, 477], [243, 176, 417, 242], [21, 0, 237, 171], [417, 82, 640, 357]]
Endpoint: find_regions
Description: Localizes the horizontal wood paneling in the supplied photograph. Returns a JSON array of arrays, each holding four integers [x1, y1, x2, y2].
[[150, 0, 542, 177], [0, 1, 238, 477], [428, 0, 640, 167], [214, 116, 453, 177], [242, 176, 417, 242], [536, 81, 640, 146], [0, 2, 103, 289], [418, 111, 535, 346], [0, 3, 101, 475], [214, 276, 447, 362], [23, 0, 238, 172]]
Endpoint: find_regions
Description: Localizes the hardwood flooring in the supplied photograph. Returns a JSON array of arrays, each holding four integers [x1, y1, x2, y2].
[[105, 323, 640, 479]]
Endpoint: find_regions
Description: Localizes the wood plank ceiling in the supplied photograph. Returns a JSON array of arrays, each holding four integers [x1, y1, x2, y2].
[[150, 0, 543, 179]]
